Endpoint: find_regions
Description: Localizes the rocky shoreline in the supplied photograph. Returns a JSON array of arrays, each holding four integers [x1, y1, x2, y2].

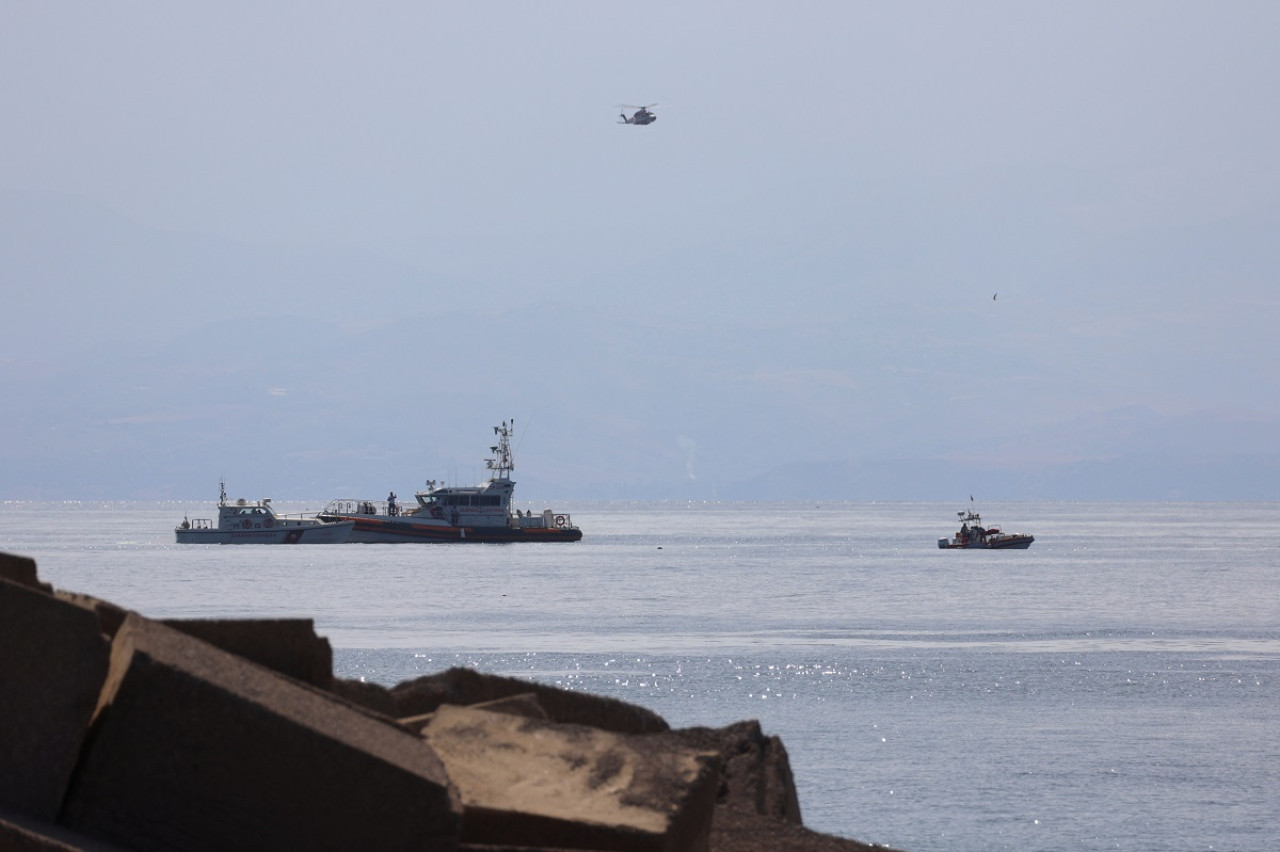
[[1, 551, 902, 852]]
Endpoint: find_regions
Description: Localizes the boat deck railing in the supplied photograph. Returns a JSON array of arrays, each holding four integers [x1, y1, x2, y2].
[[323, 499, 388, 516], [274, 511, 332, 522], [512, 511, 576, 531], [321, 498, 577, 530]]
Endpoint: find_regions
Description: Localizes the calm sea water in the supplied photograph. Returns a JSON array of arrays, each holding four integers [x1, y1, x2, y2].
[[3, 500, 1277, 852]]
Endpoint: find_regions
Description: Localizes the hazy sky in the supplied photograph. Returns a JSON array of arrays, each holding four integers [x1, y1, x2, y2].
[[3, 3, 1279, 500]]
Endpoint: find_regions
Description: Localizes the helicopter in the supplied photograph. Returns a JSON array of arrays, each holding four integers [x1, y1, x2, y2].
[[618, 104, 657, 125]]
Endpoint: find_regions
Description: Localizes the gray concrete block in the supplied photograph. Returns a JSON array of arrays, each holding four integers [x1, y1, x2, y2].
[[0, 578, 111, 821], [161, 617, 334, 689], [61, 614, 459, 852], [661, 721, 802, 824], [0, 552, 49, 592], [331, 676, 400, 716], [401, 691, 549, 735], [0, 816, 87, 852], [424, 705, 718, 852], [51, 592, 129, 638], [393, 667, 670, 734], [708, 808, 905, 852], [0, 807, 133, 852]]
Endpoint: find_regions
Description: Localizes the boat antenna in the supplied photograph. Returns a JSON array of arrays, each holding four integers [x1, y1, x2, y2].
[[485, 419, 516, 480], [219, 479, 227, 507], [514, 414, 533, 456]]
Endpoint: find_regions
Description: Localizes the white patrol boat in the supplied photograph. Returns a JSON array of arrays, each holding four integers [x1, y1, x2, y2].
[[318, 420, 582, 543], [176, 481, 354, 544]]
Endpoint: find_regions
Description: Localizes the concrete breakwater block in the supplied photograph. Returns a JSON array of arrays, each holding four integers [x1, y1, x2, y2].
[[708, 808, 903, 852], [0, 807, 134, 852], [162, 617, 335, 689], [60, 614, 460, 852], [332, 675, 401, 716], [662, 721, 802, 824], [0, 578, 111, 821], [0, 552, 49, 592], [424, 704, 719, 852], [401, 691, 550, 734], [394, 666, 671, 735], [0, 814, 88, 852], [1, 552, 899, 852], [52, 592, 129, 639]]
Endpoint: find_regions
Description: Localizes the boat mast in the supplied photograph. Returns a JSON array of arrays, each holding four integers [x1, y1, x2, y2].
[[486, 420, 515, 481]]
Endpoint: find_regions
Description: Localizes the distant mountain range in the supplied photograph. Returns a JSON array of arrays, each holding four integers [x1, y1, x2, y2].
[[3, 188, 1278, 501]]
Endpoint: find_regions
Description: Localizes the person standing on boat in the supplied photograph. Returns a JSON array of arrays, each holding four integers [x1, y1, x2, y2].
[[387, 492, 398, 517]]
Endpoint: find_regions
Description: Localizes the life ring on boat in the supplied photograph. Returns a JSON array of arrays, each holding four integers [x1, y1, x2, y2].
[[554, 515, 567, 527], [264, 518, 274, 528]]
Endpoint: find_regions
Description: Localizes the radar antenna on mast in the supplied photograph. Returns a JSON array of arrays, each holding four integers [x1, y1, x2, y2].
[[485, 419, 516, 480]]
